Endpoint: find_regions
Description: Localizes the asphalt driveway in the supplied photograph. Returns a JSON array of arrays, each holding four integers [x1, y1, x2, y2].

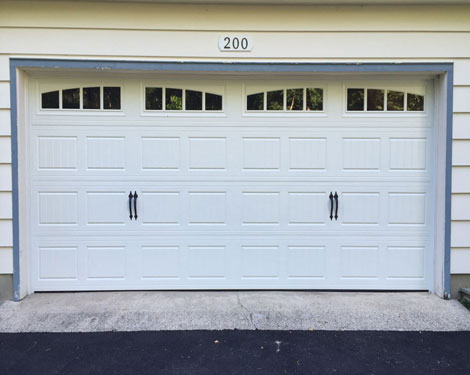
[[1, 330, 469, 375]]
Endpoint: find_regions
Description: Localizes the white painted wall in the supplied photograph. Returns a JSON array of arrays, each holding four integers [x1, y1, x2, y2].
[[0, 0, 470, 280]]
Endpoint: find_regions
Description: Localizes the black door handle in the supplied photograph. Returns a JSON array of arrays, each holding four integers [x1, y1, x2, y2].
[[133, 191, 138, 220], [329, 192, 334, 221], [128, 191, 133, 220], [334, 192, 339, 221]]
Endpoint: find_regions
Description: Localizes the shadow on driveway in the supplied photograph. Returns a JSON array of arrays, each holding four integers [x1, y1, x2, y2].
[[1, 330, 469, 375]]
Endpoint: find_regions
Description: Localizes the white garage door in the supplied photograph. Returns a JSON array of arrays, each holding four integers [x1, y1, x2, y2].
[[28, 74, 434, 291]]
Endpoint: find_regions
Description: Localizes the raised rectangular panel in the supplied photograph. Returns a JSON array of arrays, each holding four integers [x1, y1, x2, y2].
[[343, 138, 380, 170], [341, 246, 379, 278], [452, 167, 470, 193], [188, 246, 226, 278], [189, 192, 226, 225], [452, 194, 470, 220], [142, 137, 179, 170], [243, 138, 280, 170], [141, 192, 180, 224], [141, 246, 180, 279], [454, 87, 470, 113], [451, 248, 470, 274], [289, 138, 326, 170], [451, 221, 470, 247], [242, 246, 279, 278], [288, 192, 326, 224], [341, 193, 379, 224], [453, 114, 470, 139], [242, 192, 280, 224], [453, 140, 470, 166], [0, 110, 10, 136], [38, 137, 77, 169], [38, 192, 78, 225], [0, 248, 13, 274], [388, 193, 426, 225], [386, 247, 424, 278], [0, 192, 12, 219], [0, 137, 11, 163], [39, 247, 78, 279], [87, 192, 126, 224], [87, 137, 125, 169], [287, 246, 325, 278], [87, 247, 125, 279], [390, 138, 426, 170], [189, 137, 226, 170]]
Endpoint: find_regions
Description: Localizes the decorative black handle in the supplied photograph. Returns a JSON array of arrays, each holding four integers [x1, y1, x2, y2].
[[329, 192, 334, 221], [133, 191, 138, 220], [334, 192, 339, 221], [128, 191, 133, 220]]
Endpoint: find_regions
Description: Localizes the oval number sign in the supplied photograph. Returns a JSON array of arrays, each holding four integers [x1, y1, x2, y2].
[[218, 36, 253, 52]]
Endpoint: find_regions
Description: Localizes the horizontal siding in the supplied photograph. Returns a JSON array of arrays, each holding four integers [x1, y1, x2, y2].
[[454, 87, 470, 113], [0, 110, 10, 136], [0, 220, 12, 247], [452, 140, 470, 166], [453, 114, 470, 139], [0, 248, 12, 274], [451, 222, 470, 247], [1, 30, 470, 59], [0, 192, 12, 219], [0, 82, 9, 109], [452, 167, 470, 193], [0, 137, 11, 164], [455, 61, 470, 86], [452, 194, 470, 220], [0, 164, 11, 191], [451, 248, 470, 274], [1, 3, 470, 32]]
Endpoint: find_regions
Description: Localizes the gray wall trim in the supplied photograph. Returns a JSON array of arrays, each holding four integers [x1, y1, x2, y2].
[[8, 58, 453, 298], [9, 61, 20, 301], [444, 69, 454, 297]]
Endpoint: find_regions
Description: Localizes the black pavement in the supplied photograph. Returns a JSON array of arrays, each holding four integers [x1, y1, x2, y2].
[[1, 330, 469, 375]]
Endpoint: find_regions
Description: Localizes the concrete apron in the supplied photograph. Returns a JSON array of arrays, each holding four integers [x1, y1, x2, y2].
[[0, 291, 469, 332]]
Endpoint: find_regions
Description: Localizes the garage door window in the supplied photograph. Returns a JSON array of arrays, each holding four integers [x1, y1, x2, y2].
[[347, 88, 424, 112], [247, 88, 323, 112], [41, 86, 121, 111], [145, 87, 223, 112]]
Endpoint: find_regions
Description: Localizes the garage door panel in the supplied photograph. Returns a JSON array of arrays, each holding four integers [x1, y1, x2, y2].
[[31, 129, 432, 179], [29, 77, 433, 291]]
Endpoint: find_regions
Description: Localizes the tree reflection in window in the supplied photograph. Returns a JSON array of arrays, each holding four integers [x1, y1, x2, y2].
[[407, 93, 424, 111], [387, 90, 405, 111], [347, 88, 365, 111], [306, 88, 323, 111], [287, 88, 303, 111], [267, 90, 284, 111], [166, 88, 183, 110], [247, 93, 264, 111]]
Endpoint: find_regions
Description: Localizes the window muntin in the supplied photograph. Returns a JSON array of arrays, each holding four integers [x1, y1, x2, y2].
[[246, 88, 324, 112], [145, 87, 223, 112], [41, 86, 121, 111], [347, 88, 424, 112]]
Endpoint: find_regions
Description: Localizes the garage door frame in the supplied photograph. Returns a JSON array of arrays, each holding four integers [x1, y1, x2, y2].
[[9, 59, 453, 300]]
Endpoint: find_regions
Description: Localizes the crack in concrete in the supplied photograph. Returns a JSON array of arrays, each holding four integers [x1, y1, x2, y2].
[[237, 293, 256, 330]]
